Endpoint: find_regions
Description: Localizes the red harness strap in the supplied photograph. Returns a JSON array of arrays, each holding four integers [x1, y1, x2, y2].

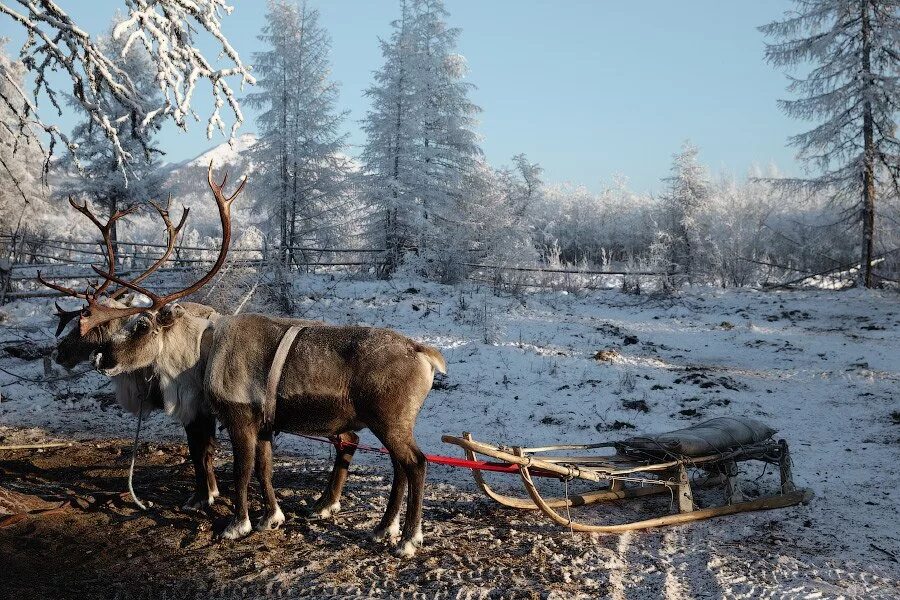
[[292, 434, 557, 476]]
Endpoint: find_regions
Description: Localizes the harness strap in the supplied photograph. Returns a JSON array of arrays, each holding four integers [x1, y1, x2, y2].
[[266, 324, 305, 409]]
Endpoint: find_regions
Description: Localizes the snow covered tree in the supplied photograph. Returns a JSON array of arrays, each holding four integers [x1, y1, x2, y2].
[[660, 142, 711, 284], [362, 0, 482, 278], [498, 154, 544, 221], [474, 154, 543, 265], [0, 42, 47, 241], [56, 16, 165, 248], [0, 0, 254, 188], [362, 0, 418, 276], [464, 157, 540, 268], [245, 1, 351, 266], [705, 171, 780, 287], [412, 0, 482, 272], [760, 0, 900, 288]]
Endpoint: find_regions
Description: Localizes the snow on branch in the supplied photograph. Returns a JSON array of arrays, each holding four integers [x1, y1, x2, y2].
[[0, 0, 255, 181]]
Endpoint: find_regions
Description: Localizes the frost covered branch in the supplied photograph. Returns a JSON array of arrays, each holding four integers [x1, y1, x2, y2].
[[0, 0, 255, 181]]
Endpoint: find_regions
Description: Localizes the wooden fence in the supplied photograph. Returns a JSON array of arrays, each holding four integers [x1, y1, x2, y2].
[[0, 232, 675, 304]]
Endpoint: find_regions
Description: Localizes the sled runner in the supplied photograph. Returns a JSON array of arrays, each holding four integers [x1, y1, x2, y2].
[[442, 417, 812, 532]]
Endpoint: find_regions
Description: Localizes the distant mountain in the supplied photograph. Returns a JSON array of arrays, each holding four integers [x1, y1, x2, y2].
[[162, 132, 257, 173], [161, 133, 259, 236]]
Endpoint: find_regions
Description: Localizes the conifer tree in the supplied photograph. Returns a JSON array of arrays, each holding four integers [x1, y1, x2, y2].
[[660, 142, 710, 284], [760, 0, 900, 287], [246, 0, 350, 265], [362, 0, 482, 278], [58, 16, 164, 248]]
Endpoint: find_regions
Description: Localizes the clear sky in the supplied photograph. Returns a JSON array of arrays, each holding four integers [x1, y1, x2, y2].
[[0, 0, 803, 193]]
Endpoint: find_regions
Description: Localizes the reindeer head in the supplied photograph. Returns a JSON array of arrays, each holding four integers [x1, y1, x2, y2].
[[54, 298, 132, 368], [42, 193, 189, 369], [94, 304, 190, 376], [77, 163, 245, 377]]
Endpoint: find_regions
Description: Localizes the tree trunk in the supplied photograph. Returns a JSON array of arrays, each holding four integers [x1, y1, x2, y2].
[[382, 56, 405, 279], [290, 158, 298, 267], [289, 9, 306, 270], [861, 0, 876, 288], [106, 193, 120, 268], [280, 66, 289, 267]]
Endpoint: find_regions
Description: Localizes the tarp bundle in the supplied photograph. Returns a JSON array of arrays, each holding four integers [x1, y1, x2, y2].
[[618, 417, 776, 458]]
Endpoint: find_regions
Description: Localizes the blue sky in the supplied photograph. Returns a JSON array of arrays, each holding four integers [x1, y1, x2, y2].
[[1, 0, 802, 193]]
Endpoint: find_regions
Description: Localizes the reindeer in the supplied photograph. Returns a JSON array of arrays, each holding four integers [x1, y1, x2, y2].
[[86, 165, 447, 557], [39, 195, 220, 508]]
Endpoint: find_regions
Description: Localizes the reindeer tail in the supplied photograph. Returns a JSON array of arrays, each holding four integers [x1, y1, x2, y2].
[[416, 344, 447, 375]]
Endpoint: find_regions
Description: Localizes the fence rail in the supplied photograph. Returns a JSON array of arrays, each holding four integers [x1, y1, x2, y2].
[[0, 232, 680, 304]]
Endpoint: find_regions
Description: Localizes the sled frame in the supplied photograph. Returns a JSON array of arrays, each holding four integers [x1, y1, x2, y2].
[[442, 432, 813, 532]]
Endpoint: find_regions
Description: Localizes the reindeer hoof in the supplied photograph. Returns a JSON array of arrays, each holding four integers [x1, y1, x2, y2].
[[394, 528, 423, 557], [255, 508, 285, 531], [394, 539, 420, 558], [183, 492, 217, 510], [371, 518, 401, 541], [309, 501, 341, 519], [220, 517, 252, 540]]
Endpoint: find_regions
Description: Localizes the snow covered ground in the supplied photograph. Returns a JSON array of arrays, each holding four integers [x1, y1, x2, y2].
[[2, 279, 899, 597]]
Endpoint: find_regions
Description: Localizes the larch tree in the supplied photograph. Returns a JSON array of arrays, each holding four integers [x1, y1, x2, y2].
[[246, 0, 350, 266], [362, 0, 482, 279], [410, 0, 482, 278], [362, 0, 419, 276], [0, 43, 44, 235], [57, 16, 165, 249], [0, 41, 50, 297], [760, 0, 900, 288]]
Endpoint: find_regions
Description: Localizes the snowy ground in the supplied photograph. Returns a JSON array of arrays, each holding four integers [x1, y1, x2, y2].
[[1, 278, 899, 597]]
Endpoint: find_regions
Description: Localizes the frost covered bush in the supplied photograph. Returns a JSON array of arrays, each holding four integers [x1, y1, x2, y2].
[[533, 181, 655, 267]]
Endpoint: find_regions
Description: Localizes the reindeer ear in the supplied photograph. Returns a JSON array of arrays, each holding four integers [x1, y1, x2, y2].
[[169, 303, 186, 319], [157, 303, 186, 327]]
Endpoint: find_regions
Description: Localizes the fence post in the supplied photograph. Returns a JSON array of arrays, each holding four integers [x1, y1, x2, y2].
[[0, 259, 10, 306]]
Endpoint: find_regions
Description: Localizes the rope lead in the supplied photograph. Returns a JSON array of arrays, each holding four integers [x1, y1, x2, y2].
[[128, 393, 152, 510]]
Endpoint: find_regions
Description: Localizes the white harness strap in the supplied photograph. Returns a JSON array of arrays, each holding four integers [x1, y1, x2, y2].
[[266, 325, 305, 408]]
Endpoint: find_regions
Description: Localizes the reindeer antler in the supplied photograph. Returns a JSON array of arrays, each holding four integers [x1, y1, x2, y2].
[[38, 198, 138, 334], [108, 196, 190, 300], [38, 197, 136, 297], [79, 162, 245, 335], [71, 198, 139, 299], [47, 199, 189, 335]]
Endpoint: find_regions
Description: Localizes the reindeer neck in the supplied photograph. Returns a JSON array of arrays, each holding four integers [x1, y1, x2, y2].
[[153, 315, 211, 383]]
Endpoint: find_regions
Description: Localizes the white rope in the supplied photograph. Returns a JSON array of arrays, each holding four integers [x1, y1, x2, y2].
[[127, 393, 152, 510]]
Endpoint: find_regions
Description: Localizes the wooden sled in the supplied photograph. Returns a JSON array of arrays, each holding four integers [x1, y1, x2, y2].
[[442, 417, 813, 532]]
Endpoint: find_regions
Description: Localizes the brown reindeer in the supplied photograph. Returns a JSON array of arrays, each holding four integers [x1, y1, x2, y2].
[[40, 196, 220, 508], [88, 165, 447, 557]]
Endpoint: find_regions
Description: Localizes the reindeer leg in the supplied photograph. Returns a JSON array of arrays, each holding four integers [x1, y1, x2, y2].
[[394, 439, 427, 558], [254, 433, 284, 531], [221, 423, 256, 540], [371, 455, 406, 542], [204, 416, 220, 502], [183, 413, 218, 509], [310, 431, 358, 518]]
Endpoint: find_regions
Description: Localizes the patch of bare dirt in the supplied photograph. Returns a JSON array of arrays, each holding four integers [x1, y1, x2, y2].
[[2, 427, 897, 600], [0, 431, 615, 599]]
